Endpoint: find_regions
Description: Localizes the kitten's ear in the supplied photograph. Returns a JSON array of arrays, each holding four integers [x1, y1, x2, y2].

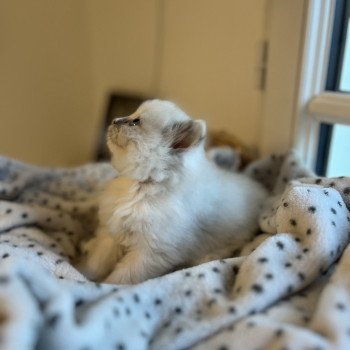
[[167, 119, 206, 150]]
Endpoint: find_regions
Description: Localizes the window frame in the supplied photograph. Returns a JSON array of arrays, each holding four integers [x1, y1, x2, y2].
[[293, 0, 336, 170], [314, 0, 350, 175], [261, 0, 350, 172]]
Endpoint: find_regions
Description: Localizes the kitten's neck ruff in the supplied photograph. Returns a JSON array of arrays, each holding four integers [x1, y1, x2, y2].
[[133, 169, 181, 195], [139, 146, 208, 189], [120, 145, 208, 190]]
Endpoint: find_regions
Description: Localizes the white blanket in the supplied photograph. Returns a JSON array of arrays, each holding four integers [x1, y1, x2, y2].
[[0, 152, 349, 350]]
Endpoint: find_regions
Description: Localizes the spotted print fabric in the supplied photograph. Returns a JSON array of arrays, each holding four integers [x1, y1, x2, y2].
[[0, 152, 350, 350]]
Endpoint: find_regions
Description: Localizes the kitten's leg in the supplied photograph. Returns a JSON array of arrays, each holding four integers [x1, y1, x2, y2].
[[192, 244, 243, 265], [77, 229, 123, 281], [104, 248, 170, 285]]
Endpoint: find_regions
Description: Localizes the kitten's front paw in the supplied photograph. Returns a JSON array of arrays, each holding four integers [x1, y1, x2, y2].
[[76, 255, 107, 282], [103, 249, 171, 285], [77, 234, 122, 281], [104, 263, 152, 285], [104, 267, 134, 285]]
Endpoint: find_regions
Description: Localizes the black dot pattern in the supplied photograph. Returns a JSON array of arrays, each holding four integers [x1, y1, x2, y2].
[[0, 154, 349, 349]]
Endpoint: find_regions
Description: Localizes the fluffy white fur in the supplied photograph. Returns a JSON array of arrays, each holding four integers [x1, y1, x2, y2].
[[79, 100, 267, 284]]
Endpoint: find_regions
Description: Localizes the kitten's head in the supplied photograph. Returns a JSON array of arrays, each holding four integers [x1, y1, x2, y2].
[[107, 99, 206, 182]]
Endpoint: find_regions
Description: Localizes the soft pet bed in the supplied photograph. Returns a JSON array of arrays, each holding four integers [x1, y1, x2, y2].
[[0, 152, 349, 350]]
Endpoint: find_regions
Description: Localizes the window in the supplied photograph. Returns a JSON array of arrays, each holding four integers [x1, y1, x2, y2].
[[290, 0, 350, 176], [327, 124, 350, 175], [260, 0, 350, 170], [315, 0, 350, 176], [338, 1, 350, 92]]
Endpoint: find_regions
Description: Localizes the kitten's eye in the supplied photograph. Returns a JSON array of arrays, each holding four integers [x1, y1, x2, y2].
[[129, 118, 141, 126]]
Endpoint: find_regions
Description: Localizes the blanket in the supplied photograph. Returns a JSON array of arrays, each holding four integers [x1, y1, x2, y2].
[[0, 152, 349, 350]]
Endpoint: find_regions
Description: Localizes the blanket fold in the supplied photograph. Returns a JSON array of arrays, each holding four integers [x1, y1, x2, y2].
[[0, 152, 349, 350]]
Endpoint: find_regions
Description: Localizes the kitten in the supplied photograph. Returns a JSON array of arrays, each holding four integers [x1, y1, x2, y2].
[[79, 99, 267, 284]]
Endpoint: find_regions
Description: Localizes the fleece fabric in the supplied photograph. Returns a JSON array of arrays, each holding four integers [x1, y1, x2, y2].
[[0, 152, 349, 350]]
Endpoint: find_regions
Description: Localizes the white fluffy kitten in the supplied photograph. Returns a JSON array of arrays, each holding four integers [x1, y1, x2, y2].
[[79, 99, 267, 284]]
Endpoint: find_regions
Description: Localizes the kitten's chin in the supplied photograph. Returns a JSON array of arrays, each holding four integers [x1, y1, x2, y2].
[[107, 127, 130, 149]]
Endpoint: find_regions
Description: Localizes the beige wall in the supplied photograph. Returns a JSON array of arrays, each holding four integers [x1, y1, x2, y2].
[[159, 0, 267, 146], [85, 0, 159, 130], [260, 0, 306, 156], [0, 0, 267, 167], [88, 0, 267, 148], [0, 0, 94, 166]]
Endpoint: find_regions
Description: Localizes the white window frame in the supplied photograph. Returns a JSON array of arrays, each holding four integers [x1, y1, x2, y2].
[[261, 0, 350, 171], [308, 92, 350, 125], [292, 0, 336, 169]]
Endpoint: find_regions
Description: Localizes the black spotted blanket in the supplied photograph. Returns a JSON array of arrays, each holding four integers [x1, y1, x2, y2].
[[0, 152, 349, 350]]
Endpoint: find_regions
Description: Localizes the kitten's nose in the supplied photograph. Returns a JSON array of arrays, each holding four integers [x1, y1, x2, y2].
[[112, 117, 129, 126]]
